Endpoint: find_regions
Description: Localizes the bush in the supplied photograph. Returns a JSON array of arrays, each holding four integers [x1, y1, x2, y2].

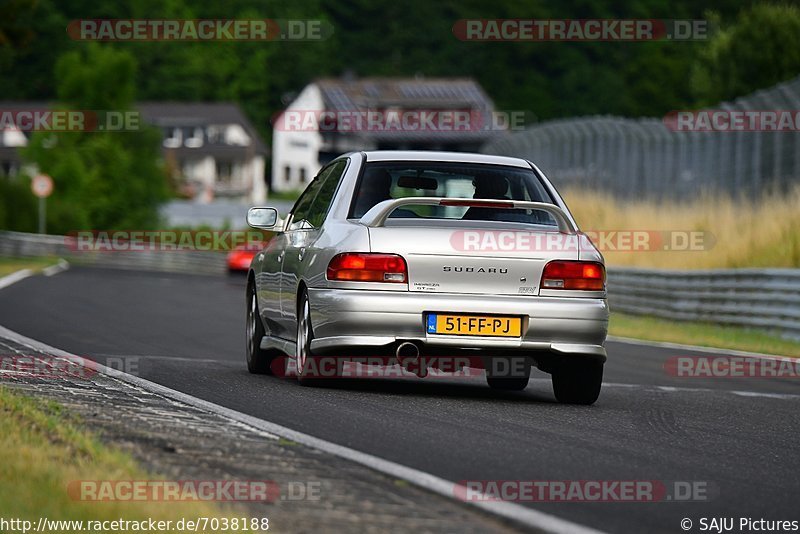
[[0, 176, 38, 232]]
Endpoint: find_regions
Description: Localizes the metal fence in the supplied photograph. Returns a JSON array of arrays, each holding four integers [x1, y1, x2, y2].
[[483, 75, 800, 200], [0, 231, 227, 275], [608, 267, 800, 341]]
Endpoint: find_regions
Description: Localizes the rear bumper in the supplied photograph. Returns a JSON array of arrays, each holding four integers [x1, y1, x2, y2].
[[307, 288, 608, 362]]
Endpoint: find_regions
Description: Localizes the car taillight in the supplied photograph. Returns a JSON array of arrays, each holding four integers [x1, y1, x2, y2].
[[541, 261, 605, 290], [327, 253, 408, 283]]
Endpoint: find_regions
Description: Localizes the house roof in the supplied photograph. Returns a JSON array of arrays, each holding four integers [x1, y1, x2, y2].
[[0, 101, 57, 112], [138, 102, 267, 155], [315, 77, 494, 111], [310, 77, 500, 143]]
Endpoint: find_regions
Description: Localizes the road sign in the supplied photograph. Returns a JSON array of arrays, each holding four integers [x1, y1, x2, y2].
[[32, 174, 53, 198]]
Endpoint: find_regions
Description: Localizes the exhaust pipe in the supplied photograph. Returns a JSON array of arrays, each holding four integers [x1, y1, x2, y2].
[[396, 342, 419, 362], [395, 342, 427, 378]]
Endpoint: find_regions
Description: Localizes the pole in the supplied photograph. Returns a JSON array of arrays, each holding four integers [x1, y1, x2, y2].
[[38, 196, 46, 234]]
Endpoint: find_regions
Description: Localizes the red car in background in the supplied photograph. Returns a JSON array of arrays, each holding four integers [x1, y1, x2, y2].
[[227, 241, 264, 273]]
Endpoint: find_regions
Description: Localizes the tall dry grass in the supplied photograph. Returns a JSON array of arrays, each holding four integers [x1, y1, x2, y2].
[[562, 186, 800, 269]]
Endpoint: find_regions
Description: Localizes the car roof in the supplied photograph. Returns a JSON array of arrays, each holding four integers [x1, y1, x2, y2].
[[360, 150, 532, 168]]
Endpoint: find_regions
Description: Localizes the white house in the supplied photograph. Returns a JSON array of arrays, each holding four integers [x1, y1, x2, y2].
[[139, 102, 268, 203], [0, 101, 47, 178], [271, 77, 500, 192]]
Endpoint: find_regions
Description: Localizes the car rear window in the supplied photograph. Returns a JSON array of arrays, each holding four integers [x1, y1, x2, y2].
[[349, 161, 557, 225]]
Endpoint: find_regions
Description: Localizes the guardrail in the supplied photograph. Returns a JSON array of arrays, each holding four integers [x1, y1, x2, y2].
[[0, 231, 227, 275], [2, 231, 799, 340], [608, 267, 800, 341]]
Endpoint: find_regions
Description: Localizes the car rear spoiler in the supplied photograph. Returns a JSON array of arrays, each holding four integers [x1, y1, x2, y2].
[[358, 197, 577, 233]]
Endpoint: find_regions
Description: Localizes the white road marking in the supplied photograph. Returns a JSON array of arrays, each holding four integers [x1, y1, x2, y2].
[[528, 378, 800, 400], [0, 259, 69, 290], [92, 353, 229, 364], [42, 259, 70, 277], [604, 381, 800, 400], [730, 390, 800, 400], [0, 324, 606, 534], [0, 269, 34, 290], [608, 335, 797, 361]]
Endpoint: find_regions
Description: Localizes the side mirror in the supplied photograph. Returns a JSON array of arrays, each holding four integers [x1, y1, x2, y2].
[[246, 207, 279, 229]]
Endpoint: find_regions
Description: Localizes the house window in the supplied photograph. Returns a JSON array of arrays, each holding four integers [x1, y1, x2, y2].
[[207, 125, 221, 143], [184, 127, 204, 148], [163, 127, 182, 148], [284, 165, 291, 182], [299, 168, 307, 183], [223, 124, 251, 146], [217, 160, 234, 184], [1, 161, 13, 176]]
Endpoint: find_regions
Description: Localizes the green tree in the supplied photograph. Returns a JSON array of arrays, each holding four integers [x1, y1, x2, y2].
[[0, 179, 37, 232], [691, 4, 800, 106], [21, 44, 167, 234], [2, 0, 793, 146]]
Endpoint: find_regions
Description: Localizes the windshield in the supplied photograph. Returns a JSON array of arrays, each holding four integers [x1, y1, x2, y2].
[[349, 161, 557, 225]]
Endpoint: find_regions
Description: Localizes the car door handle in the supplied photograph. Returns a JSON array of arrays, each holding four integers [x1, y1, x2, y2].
[[298, 247, 306, 261]]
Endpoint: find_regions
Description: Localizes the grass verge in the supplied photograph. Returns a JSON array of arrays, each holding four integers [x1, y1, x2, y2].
[[563, 186, 800, 268], [0, 256, 61, 277], [609, 312, 800, 357], [0, 386, 253, 532]]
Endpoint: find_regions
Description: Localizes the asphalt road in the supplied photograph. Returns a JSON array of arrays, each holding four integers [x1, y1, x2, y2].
[[1, 266, 798, 533]]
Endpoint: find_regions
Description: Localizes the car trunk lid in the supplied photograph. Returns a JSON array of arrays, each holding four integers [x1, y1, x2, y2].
[[368, 223, 579, 295]]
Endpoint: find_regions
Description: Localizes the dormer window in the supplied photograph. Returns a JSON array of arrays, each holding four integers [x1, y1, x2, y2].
[[223, 124, 251, 147], [207, 125, 221, 144], [163, 127, 182, 148], [184, 127, 204, 148]]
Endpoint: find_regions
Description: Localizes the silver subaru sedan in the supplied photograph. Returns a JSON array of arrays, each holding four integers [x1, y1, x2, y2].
[[245, 151, 608, 404]]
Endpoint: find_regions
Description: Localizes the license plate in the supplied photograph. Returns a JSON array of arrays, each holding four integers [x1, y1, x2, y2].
[[426, 314, 522, 337]]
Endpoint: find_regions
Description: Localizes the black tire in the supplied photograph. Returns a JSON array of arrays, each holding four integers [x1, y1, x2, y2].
[[246, 281, 276, 374], [296, 290, 324, 386], [295, 290, 346, 386], [551, 360, 603, 405], [485, 356, 531, 391]]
